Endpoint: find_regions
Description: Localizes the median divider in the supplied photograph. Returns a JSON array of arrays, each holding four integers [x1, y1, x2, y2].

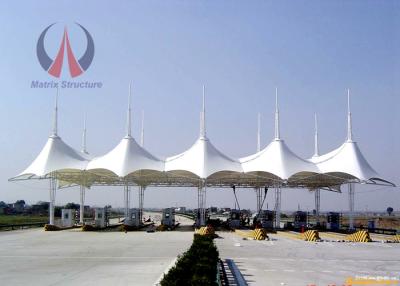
[[234, 228, 268, 240], [346, 230, 372, 242]]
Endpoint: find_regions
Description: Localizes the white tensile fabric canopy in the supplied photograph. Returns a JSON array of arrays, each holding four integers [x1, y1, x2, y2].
[[11, 96, 89, 182], [86, 93, 164, 185], [240, 139, 321, 185], [87, 135, 164, 177], [165, 136, 242, 180], [165, 92, 242, 184], [240, 96, 319, 185], [308, 102, 392, 186], [9, 88, 395, 189], [15, 134, 88, 180], [310, 142, 378, 181]]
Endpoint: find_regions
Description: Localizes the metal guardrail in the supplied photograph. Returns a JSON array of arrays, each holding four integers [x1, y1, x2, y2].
[[226, 259, 248, 286], [0, 222, 47, 230], [362, 227, 397, 235], [341, 225, 398, 235], [175, 212, 196, 220], [218, 259, 229, 286]]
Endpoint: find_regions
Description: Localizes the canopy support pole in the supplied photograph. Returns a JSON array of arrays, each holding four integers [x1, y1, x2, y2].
[[197, 186, 201, 226], [204, 184, 207, 224], [255, 187, 262, 214], [124, 183, 131, 219], [232, 186, 240, 211], [197, 183, 207, 226], [348, 183, 355, 230], [79, 185, 85, 224], [314, 188, 320, 226], [49, 173, 56, 225], [274, 187, 281, 229], [138, 186, 145, 224]]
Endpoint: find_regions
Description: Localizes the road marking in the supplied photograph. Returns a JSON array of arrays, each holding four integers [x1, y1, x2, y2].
[[154, 257, 177, 286], [283, 269, 295, 272], [259, 240, 275, 246], [265, 269, 277, 272], [323, 242, 335, 247], [227, 257, 400, 263], [276, 231, 301, 240], [0, 255, 175, 260]]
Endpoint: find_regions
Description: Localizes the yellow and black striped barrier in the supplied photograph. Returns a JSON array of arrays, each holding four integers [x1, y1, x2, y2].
[[299, 230, 320, 242], [234, 228, 268, 240], [346, 230, 372, 242], [253, 228, 268, 240], [234, 229, 254, 239], [195, 226, 215, 236], [391, 234, 400, 243]]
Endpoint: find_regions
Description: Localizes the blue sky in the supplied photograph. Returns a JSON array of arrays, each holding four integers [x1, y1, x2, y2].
[[0, 0, 399, 211]]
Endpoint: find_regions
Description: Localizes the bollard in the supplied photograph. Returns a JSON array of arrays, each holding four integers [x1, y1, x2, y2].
[[253, 228, 268, 240], [235, 228, 268, 240], [195, 226, 215, 236], [346, 230, 371, 242], [300, 230, 320, 242]]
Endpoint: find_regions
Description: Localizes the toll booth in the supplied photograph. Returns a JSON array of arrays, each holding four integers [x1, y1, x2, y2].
[[326, 212, 341, 231], [256, 210, 275, 229], [61, 209, 73, 227], [228, 209, 241, 228], [195, 209, 210, 226], [94, 208, 105, 228], [293, 211, 308, 230], [74, 209, 80, 224], [124, 208, 141, 227], [367, 220, 375, 230], [161, 208, 175, 227]]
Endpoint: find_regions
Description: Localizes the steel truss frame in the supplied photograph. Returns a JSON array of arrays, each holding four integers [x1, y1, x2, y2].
[[10, 169, 394, 228]]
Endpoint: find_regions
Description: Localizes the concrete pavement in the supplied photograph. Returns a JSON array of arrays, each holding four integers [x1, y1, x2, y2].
[[1, 221, 399, 286], [0, 216, 194, 286], [215, 231, 400, 286]]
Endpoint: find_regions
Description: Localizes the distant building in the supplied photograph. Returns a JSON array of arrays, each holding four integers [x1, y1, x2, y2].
[[30, 202, 49, 216], [175, 207, 186, 213], [0, 201, 8, 214], [11, 200, 26, 213], [84, 206, 91, 216]]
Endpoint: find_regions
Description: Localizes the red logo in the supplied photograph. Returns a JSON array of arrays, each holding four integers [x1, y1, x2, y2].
[[37, 23, 95, 78]]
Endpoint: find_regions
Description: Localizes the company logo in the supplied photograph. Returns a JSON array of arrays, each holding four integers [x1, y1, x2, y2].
[[36, 23, 94, 78]]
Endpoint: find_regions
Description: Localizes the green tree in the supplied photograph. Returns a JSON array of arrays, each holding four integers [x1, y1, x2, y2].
[[65, 202, 80, 210]]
